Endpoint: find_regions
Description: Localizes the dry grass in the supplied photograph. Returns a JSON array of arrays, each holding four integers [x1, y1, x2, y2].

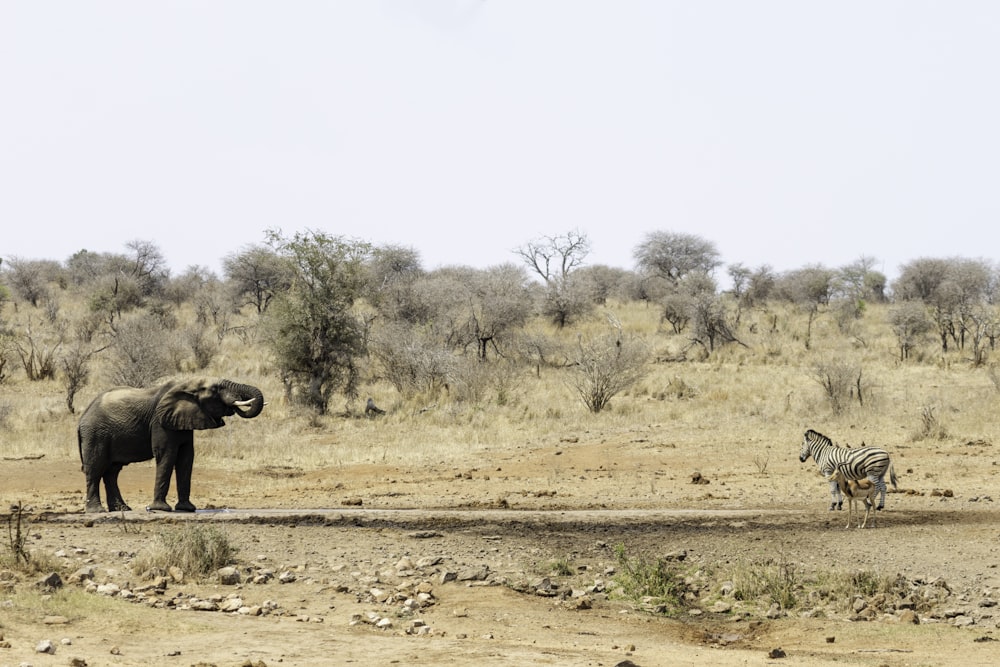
[[2, 291, 1000, 501]]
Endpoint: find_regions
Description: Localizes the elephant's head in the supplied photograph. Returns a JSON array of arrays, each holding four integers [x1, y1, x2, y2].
[[154, 378, 265, 431]]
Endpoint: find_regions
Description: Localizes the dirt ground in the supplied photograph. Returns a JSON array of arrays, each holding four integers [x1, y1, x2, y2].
[[3, 436, 1000, 667]]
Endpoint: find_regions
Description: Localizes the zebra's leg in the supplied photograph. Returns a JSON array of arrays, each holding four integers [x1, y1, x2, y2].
[[829, 479, 843, 510], [871, 476, 887, 510]]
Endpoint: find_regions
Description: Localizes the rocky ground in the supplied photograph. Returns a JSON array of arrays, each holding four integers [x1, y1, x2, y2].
[[2, 438, 1000, 667]]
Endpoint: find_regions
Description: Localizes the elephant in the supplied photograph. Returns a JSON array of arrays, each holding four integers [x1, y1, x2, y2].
[[78, 377, 265, 513]]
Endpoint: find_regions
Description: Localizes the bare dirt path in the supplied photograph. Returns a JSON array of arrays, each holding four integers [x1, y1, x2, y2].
[[3, 456, 1000, 666]]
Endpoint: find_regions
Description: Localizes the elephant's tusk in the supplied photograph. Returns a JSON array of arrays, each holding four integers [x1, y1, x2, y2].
[[233, 399, 259, 409]]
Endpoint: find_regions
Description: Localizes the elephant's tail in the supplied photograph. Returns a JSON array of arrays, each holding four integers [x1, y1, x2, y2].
[[77, 425, 84, 469]]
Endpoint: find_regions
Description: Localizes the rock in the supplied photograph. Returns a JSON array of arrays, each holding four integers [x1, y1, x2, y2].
[[42, 615, 69, 625], [96, 583, 120, 596], [457, 566, 489, 582], [217, 567, 241, 585], [67, 567, 95, 585], [767, 647, 786, 659], [897, 610, 920, 624], [36, 639, 56, 654], [220, 597, 244, 612], [191, 599, 219, 612], [439, 571, 458, 584]]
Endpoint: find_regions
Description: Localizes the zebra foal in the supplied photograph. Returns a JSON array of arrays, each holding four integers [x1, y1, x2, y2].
[[799, 429, 898, 511]]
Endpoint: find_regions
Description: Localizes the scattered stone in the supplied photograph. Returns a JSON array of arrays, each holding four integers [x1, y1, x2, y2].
[[767, 647, 786, 659], [342, 497, 363, 506], [217, 567, 241, 585], [710, 601, 732, 614], [67, 567, 95, 585], [96, 583, 120, 596], [457, 566, 490, 582], [42, 616, 69, 625], [35, 639, 56, 654], [690, 471, 710, 485]]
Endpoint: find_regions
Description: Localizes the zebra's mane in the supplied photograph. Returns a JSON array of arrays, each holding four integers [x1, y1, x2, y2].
[[805, 429, 834, 447]]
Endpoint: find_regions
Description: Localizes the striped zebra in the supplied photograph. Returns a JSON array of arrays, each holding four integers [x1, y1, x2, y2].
[[799, 429, 898, 511]]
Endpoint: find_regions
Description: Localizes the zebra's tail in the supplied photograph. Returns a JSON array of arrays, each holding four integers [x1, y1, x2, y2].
[[889, 462, 898, 490]]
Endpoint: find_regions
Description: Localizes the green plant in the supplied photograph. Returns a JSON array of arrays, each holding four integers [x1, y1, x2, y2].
[[611, 544, 691, 614]]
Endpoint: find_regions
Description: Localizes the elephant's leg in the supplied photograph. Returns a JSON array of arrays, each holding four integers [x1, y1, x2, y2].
[[173, 436, 196, 513], [149, 430, 177, 512], [103, 464, 132, 512], [83, 466, 106, 513]]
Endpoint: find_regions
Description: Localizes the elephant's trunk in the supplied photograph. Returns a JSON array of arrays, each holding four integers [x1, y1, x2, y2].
[[221, 380, 265, 419]]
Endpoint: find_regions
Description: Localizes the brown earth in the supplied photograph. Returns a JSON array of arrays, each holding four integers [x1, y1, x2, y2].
[[2, 437, 1000, 667]]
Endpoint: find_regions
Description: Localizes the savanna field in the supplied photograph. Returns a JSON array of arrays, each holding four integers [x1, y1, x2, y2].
[[2, 257, 1000, 666]]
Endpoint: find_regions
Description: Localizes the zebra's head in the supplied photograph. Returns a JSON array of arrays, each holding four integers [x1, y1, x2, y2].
[[799, 429, 819, 463]]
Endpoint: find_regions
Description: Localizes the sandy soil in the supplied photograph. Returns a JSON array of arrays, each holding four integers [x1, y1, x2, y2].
[[2, 436, 1000, 667]]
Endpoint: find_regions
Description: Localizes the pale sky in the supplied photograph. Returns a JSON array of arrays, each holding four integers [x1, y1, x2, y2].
[[3, 1, 999, 284]]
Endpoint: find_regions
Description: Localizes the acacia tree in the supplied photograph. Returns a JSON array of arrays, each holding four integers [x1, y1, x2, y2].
[[263, 229, 371, 414], [223, 245, 292, 314], [464, 264, 533, 360], [887, 301, 931, 361], [774, 265, 836, 350], [633, 231, 721, 284], [893, 257, 993, 353]]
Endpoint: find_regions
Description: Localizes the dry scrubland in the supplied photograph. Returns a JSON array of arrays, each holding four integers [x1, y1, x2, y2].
[[2, 293, 1000, 666], [4, 295, 999, 478]]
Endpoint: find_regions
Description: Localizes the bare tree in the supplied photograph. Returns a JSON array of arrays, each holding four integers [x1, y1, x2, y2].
[[516, 230, 593, 328], [515, 229, 591, 284]]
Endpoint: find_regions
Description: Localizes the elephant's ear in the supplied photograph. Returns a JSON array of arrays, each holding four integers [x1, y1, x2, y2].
[[154, 381, 225, 431]]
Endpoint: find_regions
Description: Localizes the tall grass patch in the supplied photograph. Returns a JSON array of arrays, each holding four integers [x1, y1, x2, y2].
[[132, 524, 237, 578], [610, 543, 697, 615]]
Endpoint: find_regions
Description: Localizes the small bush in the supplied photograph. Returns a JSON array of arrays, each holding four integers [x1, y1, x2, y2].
[[611, 544, 692, 614], [132, 524, 237, 578], [728, 556, 799, 610]]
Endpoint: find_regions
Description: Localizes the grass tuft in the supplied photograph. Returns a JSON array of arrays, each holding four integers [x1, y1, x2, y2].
[[132, 523, 238, 578]]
